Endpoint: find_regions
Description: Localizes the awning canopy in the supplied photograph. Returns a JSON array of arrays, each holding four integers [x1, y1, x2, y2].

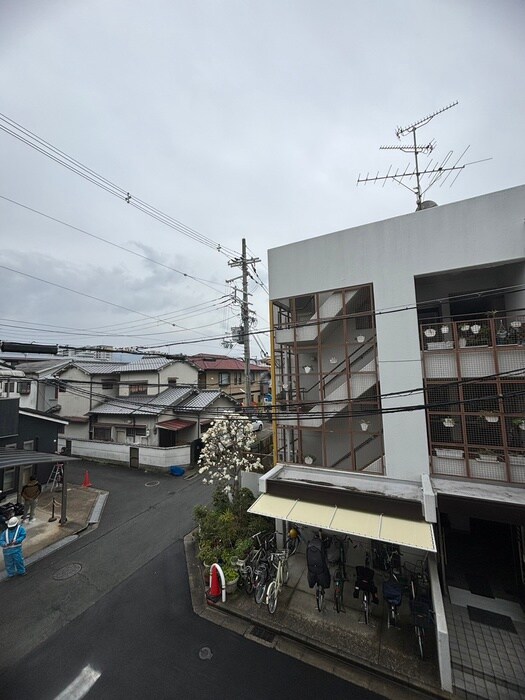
[[156, 419, 195, 432], [0, 449, 80, 471], [247, 494, 436, 552]]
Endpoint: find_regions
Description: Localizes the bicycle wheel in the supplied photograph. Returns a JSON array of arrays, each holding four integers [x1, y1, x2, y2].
[[267, 581, 278, 614], [244, 565, 254, 595], [316, 585, 325, 612], [283, 560, 289, 584], [334, 585, 342, 613], [417, 626, 424, 659], [286, 536, 298, 556], [254, 571, 267, 605]]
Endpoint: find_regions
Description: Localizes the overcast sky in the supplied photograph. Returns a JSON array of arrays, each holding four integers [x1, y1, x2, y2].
[[1, 0, 524, 360]]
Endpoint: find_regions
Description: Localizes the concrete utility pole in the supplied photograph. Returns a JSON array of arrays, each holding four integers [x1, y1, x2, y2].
[[228, 239, 260, 408]]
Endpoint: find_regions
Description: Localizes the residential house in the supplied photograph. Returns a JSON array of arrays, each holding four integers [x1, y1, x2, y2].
[[15, 358, 73, 413], [189, 353, 270, 405], [88, 386, 239, 446], [260, 184, 525, 693]]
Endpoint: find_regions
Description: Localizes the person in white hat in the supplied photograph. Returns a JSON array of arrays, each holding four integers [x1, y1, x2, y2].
[[0, 516, 27, 577]]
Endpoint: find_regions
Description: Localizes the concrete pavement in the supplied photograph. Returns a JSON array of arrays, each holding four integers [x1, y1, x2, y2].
[[2, 473, 445, 699], [0, 480, 108, 580], [185, 531, 451, 700]]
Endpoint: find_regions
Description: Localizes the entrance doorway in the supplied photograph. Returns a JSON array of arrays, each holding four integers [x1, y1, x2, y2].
[[443, 515, 522, 604]]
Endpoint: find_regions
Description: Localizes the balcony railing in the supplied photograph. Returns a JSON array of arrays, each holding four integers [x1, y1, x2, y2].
[[421, 315, 524, 351]]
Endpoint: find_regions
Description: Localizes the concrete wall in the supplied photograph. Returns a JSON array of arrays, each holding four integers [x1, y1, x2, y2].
[[59, 437, 191, 471], [268, 185, 525, 483]]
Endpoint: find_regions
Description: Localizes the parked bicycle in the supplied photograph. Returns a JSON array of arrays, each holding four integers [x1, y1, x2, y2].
[[330, 535, 350, 613], [353, 550, 378, 625], [265, 550, 289, 614], [382, 576, 403, 629], [233, 542, 267, 596], [306, 531, 331, 612], [285, 523, 302, 556], [253, 531, 277, 605], [405, 558, 433, 658]]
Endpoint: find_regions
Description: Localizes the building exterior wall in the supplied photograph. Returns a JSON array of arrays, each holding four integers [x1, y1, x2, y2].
[[269, 185, 525, 483]]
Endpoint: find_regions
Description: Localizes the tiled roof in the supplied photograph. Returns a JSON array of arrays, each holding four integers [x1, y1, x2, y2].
[[89, 386, 194, 416], [189, 354, 268, 372], [15, 359, 71, 375], [74, 362, 128, 375], [119, 357, 173, 372], [178, 391, 222, 411]]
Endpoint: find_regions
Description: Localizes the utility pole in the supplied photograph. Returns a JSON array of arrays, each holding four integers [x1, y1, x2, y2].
[[228, 239, 260, 409]]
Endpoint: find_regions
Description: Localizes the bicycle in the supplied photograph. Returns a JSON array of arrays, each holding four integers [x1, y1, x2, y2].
[[235, 531, 272, 595], [353, 550, 377, 625], [306, 530, 331, 613], [285, 523, 302, 556], [253, 532, 277, 605], [265, 550, 289, 614], [405, 559, 433, 658], [382, 576, 403, 629], [315, 580, 326, 612], [331, 535, 349, 613]]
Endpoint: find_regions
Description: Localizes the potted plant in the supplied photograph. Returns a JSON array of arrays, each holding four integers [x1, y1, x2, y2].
[[222, 563, 240, 593], [481, 411, 499, 424], [476, 449, 499, 463]]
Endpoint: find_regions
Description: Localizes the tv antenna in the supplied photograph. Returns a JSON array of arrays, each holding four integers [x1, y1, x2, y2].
[[357, 101, 490, 210]]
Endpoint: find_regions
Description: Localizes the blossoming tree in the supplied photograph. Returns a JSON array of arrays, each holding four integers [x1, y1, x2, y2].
[[198, 414, 263, 499]]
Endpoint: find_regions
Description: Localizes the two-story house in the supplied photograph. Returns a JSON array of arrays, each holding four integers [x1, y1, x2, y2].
[[256, 184, 525, 694], [189, 353, 270, 405]]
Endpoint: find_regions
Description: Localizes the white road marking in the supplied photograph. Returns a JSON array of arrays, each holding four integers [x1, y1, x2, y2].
[[53, 664, 101, 700]]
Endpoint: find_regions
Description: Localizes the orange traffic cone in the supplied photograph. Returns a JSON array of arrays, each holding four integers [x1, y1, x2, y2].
[[82, 470, 92, 488], [206, 564, 221, 603]]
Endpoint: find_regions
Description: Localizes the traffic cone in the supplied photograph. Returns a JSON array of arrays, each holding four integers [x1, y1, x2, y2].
[[82, 470, 92, 488], [206, 564, 221, 603]]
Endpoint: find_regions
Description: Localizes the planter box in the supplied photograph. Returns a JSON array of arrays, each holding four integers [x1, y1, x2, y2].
[[435, 448, 464, 459]]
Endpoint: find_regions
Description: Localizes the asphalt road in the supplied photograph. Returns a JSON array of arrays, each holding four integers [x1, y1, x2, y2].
[[0, 461, 385, 700]]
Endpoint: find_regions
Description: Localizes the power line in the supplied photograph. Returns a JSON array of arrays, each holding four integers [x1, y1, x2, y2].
[[0, 113, 240, 258], [0, 194, 226, 294]]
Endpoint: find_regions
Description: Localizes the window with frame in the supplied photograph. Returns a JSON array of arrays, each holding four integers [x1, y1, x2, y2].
[[18, 381, 31, 395], [219, 372, 230, 387], [93, 426, 112, 441], [2, 467, 15, 491], [126, 426, 147, 438], [101, 381, 114, 390], [167, 377, 177, 386], [128, 383, 148, 395]]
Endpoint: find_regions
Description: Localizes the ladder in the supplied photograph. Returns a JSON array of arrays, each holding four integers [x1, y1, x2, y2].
[[47, 462, 64, 492]]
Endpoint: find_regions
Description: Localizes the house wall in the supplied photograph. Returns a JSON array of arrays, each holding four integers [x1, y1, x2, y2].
[[118, 361, 198, 397], [56, 366, 98, 417], [269, 185, 525, 482], [59, 437, 191, 471]]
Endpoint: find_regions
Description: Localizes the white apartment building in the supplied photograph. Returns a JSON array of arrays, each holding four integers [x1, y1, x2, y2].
[[253, 185, 525, 692]]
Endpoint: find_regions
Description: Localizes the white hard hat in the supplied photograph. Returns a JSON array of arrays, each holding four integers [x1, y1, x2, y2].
[[7, 516, 19, 528]]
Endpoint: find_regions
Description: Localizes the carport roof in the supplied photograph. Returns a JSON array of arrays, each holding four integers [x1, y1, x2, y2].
[[0, 449, 79, 470]]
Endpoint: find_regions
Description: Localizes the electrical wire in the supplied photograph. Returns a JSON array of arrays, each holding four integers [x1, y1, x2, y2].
[[0, 113, 240, 258], [0, 194, 226, 294]]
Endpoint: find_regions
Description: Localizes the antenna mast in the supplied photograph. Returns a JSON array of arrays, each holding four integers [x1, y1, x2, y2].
[[357, 101, 487, 210]]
